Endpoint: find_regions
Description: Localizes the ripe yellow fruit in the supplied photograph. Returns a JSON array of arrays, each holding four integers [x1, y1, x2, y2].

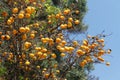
[[61, 40, 67, 45], [74, 20, 80, 25], [18, 13, 24, 19], [41, 48, 47, 52], [24, 42, 32, 49], [69, 47, 75, 51], [56, 38, 61, 43], [12, 29, 18, 35], [41, 53, 47, 59], [19, 27, 26, 33], [31, 7, 35, 13], [56, 13, 60, 18], [98, 50, 105, 56], [97, 39, 104, 43], [9, 17, 14, 23], [73, 41, 78, 46], [36, 65, 40, 69], [30, 33, 35, 39], [76, 49, 85, 56], [75, 10, 80, 14], [25, 27, 30, 32], [25, 13, 31, 18], [60, 24, 67, 29], [22, 34, 27, 40], [51, 53, 56, 59], [26, 6, 32, 14], [56, 70, 60, 73], [34, 23, 39, 27], [44, 73, 49, 79], [60, 53, 66, 57], [29, 53, 35, 58], [36, 52, 43, 57], [67, 21, 72, 28], [83, 40, 88, 46], [5, 35, 10, 40], [63, 9, 70, 15], [25, 60, 30, 65], [35, 47, 41, 51], [68, 17, 73, 22], [97, 57, 104, 62], [60, 16, 65, 20], [12, 8, 18, 13], [7, 19, 12, 25]]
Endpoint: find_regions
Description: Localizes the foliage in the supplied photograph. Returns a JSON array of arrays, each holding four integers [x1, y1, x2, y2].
[[0, 0, 111, 80]]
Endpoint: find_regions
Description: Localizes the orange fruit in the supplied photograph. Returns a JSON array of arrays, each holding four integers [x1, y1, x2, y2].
[[7, 19, 12, 25], [60, 53, 66, 57], [12, 8, 18, 13], [19, 27, 26, 33], [18, 13, 24, 19], [26, 6, 32, 14], [25, 60, 30, 65], [51, 53, 56, 59], [75, 10, 80, 14], [25, 13, 31, 18], [74, 20, 80, 25]]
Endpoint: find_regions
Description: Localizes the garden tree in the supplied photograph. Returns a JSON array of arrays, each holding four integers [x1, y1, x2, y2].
[[0, 0, 111, 80]]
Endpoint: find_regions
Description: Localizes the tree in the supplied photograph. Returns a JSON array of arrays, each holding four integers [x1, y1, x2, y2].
[[0, 0, 111, 80]]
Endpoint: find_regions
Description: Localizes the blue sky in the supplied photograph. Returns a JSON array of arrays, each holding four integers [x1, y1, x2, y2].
[[84, 0, 120, 80]]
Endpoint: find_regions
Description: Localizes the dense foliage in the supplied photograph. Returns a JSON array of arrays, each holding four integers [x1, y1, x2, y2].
[[0, 0, 111, 80]]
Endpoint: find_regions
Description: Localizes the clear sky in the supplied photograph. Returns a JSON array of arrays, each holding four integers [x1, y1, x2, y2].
[[84, 0, 120, 80]]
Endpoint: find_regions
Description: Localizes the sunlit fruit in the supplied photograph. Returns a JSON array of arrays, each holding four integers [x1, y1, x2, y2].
[[67, 21, 72, 28], [30, 33, 35, 39], [73, 41, 78, 46], [7, 19, 12, 25], [56, 70, 60, 73], [75, 10, 80, 14], [22, 34, 27, 40], [19, 27, 26, 33], [44, 73, 49, 79], [24, 42, 32, 49], [74, 20, 80, 25], [1, 35, 5, 40], [56, 38, 61, 43], [97, 57, 104, 62], [12, 7, 18, 13], [76, 49, 85, 56], [60, 53, 66, 57], [25, 60, 30, 65], [63, 9, 70, 15], [68, 17, 73, 22], [13, 29, 18, 35], [26, 6, 32, 14], [60, 16, 65, 20], [29, 53, 35, 58], [18, 13, 24, 19], [51, 53, 56, 59], [83, 39, 88, 46], [60, 24, 67, 29], [36, 65, 40, 69], [5, 35, 10, 40], [25, 13, 31, 18], [56, 13, 60, 18]]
